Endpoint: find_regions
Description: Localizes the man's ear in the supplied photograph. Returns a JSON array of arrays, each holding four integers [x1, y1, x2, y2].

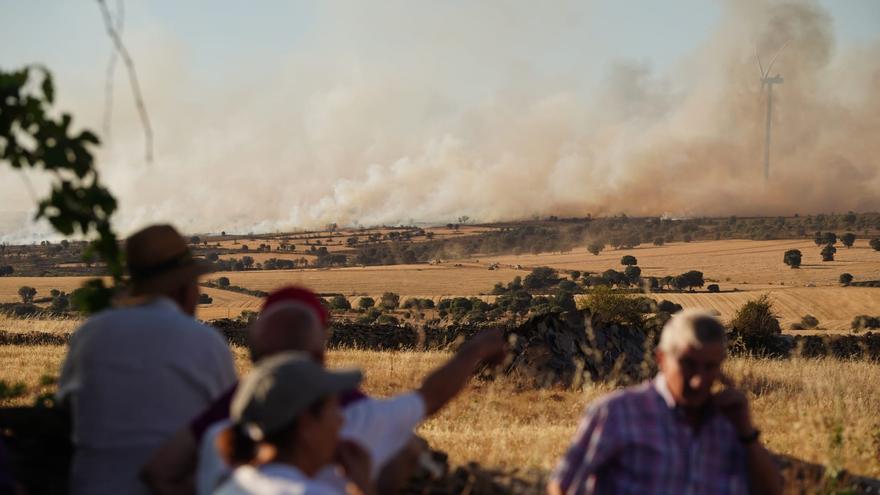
[[655, 348, 665, 372]]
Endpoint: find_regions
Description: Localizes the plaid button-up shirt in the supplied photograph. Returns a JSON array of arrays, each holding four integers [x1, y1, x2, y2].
[[551, 374, 748, 495]]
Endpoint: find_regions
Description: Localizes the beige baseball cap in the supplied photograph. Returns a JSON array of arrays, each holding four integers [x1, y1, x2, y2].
[[231, 351, 362, 441]]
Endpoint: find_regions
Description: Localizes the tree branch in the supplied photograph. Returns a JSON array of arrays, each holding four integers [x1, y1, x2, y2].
[[95, 0, 153, 163]]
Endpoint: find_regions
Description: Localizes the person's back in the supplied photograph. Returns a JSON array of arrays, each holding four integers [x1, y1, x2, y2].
[[57, 225, 237, 494], [60, 298, 235, 494]]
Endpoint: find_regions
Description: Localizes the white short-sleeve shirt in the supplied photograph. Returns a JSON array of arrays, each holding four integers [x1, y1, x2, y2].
[[214, 464, 342, 495], [196, 392, 427, 495]]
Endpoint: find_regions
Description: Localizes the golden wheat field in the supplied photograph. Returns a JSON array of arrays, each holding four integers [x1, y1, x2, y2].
[[2, 346, 879, 480]]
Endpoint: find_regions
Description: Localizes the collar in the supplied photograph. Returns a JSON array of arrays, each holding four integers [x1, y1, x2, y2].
[[653, 373, 677, 409]]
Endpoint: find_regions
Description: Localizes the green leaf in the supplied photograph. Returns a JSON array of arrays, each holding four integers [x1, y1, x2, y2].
[[41, 70, 54, 103]]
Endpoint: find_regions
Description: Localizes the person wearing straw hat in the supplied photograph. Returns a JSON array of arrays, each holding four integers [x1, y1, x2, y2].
[[214, 352, 373, 495], [57, 224, 237, 495]]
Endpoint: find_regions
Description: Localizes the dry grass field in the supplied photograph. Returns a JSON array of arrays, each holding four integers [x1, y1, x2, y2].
[[2, 346, 879, 481]]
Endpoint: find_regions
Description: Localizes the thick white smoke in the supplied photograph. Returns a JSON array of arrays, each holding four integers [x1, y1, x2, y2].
[[1, 0, 878, 241]]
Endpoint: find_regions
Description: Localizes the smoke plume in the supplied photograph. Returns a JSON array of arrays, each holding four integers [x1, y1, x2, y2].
[[2, 0, 878, 240]]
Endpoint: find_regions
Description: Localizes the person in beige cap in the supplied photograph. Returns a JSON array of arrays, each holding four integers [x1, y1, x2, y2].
[[214, 352, 373, 495], [57, 224, 237, 495]]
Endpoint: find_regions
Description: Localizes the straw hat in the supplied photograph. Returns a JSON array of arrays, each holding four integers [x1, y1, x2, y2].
[[125, 224, 212, 294]]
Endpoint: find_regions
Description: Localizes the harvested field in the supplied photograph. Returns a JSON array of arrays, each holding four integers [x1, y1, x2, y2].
[[476, 239, 880, 289], [196, 287, 262, 320], [213, 264, 529, 297], [642, 287, 880, 332], [4, 346, 879, 482], [0, 276, 101, 303]]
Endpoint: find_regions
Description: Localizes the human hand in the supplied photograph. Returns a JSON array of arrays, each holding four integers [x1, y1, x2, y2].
[[461, 328, 507, 365], [713, 373, 754, 436], [336, 440, 373, 494]]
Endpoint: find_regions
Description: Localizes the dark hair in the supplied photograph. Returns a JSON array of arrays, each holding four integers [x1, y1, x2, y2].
[[217, 397, 330, 466]]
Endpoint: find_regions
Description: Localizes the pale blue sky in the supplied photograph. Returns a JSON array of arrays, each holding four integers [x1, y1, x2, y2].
[[3, 1, 877, 90]]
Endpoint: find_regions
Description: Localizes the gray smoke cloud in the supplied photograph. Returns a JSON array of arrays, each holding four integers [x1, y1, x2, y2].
[[1, 0, 878, 241]]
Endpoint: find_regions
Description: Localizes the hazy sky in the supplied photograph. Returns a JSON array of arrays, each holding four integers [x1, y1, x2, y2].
[[1, 1, 879, 241]]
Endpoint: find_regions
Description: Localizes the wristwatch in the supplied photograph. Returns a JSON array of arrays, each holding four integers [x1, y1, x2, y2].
[[738, 429, 761, 445]]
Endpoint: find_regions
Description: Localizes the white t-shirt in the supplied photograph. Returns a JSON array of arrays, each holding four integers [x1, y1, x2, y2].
[[197, 393, 426, 495], [214, 464, 342, 495], [57, 297, 237, 495]]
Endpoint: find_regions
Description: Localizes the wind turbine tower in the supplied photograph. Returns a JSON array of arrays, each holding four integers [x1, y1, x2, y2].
[[756, 43, 787, 182]]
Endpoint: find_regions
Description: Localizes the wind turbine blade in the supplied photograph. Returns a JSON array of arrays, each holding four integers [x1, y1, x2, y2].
[[765, 40, 790, 76], [755, 46, 766, 78]]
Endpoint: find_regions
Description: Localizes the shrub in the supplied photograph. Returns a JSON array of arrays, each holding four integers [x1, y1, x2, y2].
[[0, 265, 13, 276], [800, 314, 820, 329], [198, 293, 213, 305], [783, 249, 802, 269], [624, 265, 641, 284], [657, 300, 682, 313], [870, 238, 880, 251], [839, 273, 853, 286], [217, 276, 231, 287], [379, 292, 400, 310], [577, 286, 643, 327], [376, 314, 399, 325], [707, 284, 720, 293], [17, 286, 36, 304], [587, 241, 604, 256], [620, 255, 638, 266], [652, 238, 665, 246], [523, 266, 559, 290], [729, 295, 782, 353], [50, 294, 70, 312], [820, 244, 836, 262], [841, 232, 856, 248], [328, 295, 351, 311], [852, 315, 880, 332], [358, 297, 375, 310]]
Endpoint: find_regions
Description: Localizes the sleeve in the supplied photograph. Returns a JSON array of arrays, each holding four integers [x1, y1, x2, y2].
[[550, 401, 621, 495], [340, 393, 426, 474], [56, 326, 84, 403]]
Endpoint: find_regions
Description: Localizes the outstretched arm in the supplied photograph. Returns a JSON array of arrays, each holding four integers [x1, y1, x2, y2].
[[417, 329, 507, 416]]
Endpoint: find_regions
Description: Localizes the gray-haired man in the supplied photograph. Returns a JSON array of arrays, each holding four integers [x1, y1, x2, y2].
[[549, 309, 782, 495]]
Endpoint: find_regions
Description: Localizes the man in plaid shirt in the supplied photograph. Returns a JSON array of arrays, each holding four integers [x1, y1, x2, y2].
[[548, 310, 782, 495]]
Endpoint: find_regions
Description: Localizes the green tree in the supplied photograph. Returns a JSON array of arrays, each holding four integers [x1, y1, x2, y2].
[[2, 66, 121, 312], [0, 265, 13, 276], [216, 276, 231, 287], [840, 232, 856, 248], [587, 241, 604, 256], [379, 292, 400, 310], [523, 266, 559, 290], [358, 297, 375, 310], [328, 295, 351, 311], [870, 238, 880, 251], [17, 286, 36, 303], [783, 249, 802, 269], [821, 244, 836, 262], [620, 255, 638, 266], [624, 265, 641, 284], [839, 273, 853, 286]]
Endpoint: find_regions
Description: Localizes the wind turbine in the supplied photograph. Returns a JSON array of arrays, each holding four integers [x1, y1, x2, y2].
[[755, 42, 788, 182]]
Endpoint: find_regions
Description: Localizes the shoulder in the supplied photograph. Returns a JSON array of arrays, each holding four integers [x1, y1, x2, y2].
[[588, 381, 657, 415]]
